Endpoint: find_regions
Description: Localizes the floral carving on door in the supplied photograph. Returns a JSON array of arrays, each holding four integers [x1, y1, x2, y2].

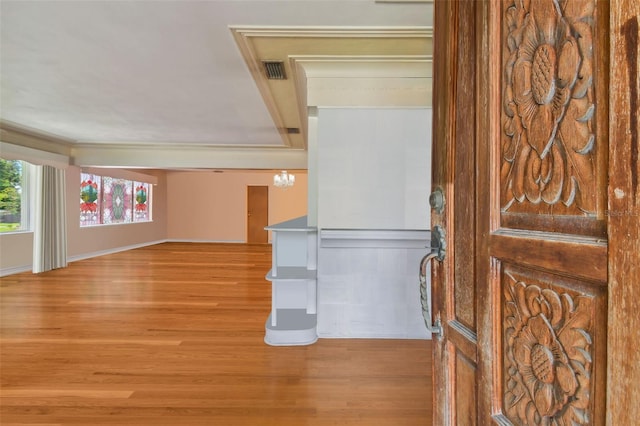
[[501, 0, 597, 215], [503, 271, 593, 425]]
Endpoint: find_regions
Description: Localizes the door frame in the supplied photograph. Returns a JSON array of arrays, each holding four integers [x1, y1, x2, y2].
[[606, 1, 640, 423]]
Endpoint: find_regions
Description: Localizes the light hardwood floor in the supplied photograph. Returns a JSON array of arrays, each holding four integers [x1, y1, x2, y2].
[[0, 242, 432, 425]]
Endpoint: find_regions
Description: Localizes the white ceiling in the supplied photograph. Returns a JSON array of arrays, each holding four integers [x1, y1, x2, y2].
[[0, 0, 432, 167]]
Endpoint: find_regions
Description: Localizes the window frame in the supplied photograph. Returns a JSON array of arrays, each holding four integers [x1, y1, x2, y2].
[[0, 158, 31, 234]]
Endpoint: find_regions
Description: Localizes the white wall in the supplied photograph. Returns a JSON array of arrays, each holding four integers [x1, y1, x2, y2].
[[314, 107, 432, 339], [317, 107, 431, 230]]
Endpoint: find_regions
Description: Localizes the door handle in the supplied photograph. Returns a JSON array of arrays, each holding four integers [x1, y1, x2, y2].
[[419, 225, 445, 336]]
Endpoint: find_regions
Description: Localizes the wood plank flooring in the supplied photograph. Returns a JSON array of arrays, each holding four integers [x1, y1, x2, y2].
[[0, 243, 432, 425]]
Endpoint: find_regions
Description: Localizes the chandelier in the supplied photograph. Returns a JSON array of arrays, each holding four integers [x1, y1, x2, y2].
[[274, 170, 295, 188]]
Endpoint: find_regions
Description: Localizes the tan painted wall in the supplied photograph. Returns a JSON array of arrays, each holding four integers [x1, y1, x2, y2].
[[0, 166, 307, 274], [0, 166, 168, 273], [166, 170, 307, 242], [66, 166, 168, 259], [0, 231, 34, 272]]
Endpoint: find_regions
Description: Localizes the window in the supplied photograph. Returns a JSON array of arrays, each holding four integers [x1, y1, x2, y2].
[[133, 181, 150, 222], [80, 173, 101, 226], [80, 173, 152, 227], [102, 176, 133, 224], [0, 158, 29, 233]]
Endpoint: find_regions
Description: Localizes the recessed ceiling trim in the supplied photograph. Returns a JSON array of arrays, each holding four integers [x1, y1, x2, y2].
[[230, 26, 433, 38], [229, 26, 433, 151], [231, 27, 294, 148]]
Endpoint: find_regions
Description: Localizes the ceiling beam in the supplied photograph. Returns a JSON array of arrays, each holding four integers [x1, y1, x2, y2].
[[71, 144, 308, 170]]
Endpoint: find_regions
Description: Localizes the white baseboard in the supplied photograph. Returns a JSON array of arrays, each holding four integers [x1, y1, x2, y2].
[[165, 239, 245, 243], [1, 240, 255, 277], [0, 264, 32, 277], [320, 228, 430, 249], [317, 333, 431, 340], [66, 239, 169, 263]]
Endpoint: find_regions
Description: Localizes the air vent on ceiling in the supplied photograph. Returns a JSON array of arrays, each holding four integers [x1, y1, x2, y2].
[[262, 61, 287, 80], [286, 127, 300, 134]]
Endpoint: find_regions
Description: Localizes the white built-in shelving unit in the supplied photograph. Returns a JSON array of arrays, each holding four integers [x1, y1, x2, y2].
[[264, 216, 318, 345]]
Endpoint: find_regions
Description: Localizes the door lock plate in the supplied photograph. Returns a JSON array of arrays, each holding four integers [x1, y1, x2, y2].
[[431, 225, 446, 261], [429, 187, 445, 214]]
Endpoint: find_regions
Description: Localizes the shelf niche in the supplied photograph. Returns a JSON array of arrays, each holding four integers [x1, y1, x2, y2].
[[264, 215, 317, 346]]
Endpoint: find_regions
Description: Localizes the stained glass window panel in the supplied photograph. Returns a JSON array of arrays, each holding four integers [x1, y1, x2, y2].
[[133, 181, 151, 222], [80, 173, 101, 227], [102, 177, 133, 224]]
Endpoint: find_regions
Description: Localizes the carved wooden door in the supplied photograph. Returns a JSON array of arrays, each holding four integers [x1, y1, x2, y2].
[[429, 0, 639, 424]]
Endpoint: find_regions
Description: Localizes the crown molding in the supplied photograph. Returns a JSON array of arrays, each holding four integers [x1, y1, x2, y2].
[[0, 121, 75, 158], [72, 144, 307, 170], [71, 141, 285, 150], [291, 55, 432, 78], [230, 26, 433, 38], [0, 141, 70, 168], [375, 0, 433, 3]]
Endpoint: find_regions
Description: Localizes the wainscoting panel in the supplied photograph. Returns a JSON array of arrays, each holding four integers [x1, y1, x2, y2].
[[317, 229, 431, 339]]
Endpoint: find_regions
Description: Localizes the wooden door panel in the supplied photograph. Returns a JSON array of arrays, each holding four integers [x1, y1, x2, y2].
[[499, 0, 608, 238], [431, 0, 481, 424], [455, 352, 477, 426], [445, 322, 477, 362], [499, 264, 606, 425], [488, 1, 608, 424], [432, 0, 616, 424], [453, 0, 478, 333]]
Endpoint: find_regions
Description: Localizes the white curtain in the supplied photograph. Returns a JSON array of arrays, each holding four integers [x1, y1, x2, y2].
[[33, 165, 68, 273]]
